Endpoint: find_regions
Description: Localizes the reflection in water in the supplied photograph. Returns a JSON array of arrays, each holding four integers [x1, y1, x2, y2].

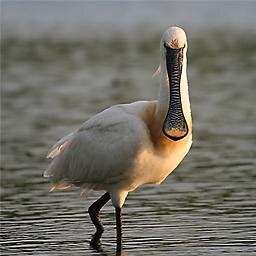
[[90, 230, 126, 256], [1, 17, 256, 256]]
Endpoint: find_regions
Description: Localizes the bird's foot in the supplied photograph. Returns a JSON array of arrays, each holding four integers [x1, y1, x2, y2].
[[90, 230, 103, 251]]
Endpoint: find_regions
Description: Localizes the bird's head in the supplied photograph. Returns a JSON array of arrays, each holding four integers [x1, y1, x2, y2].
[[161, 26, 187, 51]]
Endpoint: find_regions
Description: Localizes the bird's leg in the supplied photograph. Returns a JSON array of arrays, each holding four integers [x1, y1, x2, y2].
[[88, 192, 111, 233], [88, 192, 111, 248], [115, 207, 123, 252]]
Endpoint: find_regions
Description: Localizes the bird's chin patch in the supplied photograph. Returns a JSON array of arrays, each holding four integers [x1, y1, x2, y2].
[[163, 127, 187, 141]]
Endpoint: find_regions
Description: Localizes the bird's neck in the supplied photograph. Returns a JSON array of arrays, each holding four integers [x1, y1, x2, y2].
[[155, 57, 192, 135]]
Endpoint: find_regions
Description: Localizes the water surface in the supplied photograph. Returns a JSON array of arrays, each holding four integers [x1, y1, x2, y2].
[[1, 2, 256, 255]]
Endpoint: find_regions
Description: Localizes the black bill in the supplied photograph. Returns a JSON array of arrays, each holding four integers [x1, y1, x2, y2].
[[162, 44, 188, 141]]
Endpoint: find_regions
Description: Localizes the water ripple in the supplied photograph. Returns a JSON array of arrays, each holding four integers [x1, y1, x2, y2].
[[2, 25, 256, 255]]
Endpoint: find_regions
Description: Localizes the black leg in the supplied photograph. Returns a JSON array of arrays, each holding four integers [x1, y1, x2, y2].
[[115, 207, 123, 252], [88, 192, 111, 249], [88, 192, 111, 233]]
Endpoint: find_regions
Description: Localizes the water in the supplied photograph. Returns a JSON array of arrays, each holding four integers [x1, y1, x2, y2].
[[1, 2, 256, 255]]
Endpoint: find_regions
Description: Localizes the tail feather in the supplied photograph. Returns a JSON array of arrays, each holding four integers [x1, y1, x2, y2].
[[44, 132, 74, 181], [49, 182, 72, 192], [80, 183, 96, 197], [47, 132, 74, 159], [44, 131, 97, 197]]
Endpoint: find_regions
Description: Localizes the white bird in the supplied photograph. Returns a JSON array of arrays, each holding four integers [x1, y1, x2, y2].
[[44, 26, 192, 251]]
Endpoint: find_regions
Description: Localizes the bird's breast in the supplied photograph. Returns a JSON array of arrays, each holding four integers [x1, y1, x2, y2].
[[125, 133, 192, 189]]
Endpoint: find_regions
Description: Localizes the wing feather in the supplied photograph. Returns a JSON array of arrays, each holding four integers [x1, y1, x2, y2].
[[47, 132, 74, 159], [44, 103, 150, 192]]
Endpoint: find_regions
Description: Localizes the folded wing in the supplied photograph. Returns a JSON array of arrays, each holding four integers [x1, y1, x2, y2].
[[44, 104, 149, 192]]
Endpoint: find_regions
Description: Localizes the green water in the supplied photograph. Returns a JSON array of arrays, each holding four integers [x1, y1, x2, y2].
[[1, 28, 256, 255]]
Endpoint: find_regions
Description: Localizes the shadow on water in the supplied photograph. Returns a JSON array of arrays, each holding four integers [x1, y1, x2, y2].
[[90, 232, 127, 256]]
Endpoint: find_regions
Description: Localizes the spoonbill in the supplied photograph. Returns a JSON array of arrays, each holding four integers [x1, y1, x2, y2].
[[44, 26, 192, 251]]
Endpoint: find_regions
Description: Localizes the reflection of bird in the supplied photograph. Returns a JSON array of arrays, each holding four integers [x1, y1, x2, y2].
[[44, 26, 192, 251]]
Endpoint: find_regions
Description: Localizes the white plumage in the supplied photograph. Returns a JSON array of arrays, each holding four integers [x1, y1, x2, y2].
[[45, 100, 191, 207], [44, 26, 192, 249]]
